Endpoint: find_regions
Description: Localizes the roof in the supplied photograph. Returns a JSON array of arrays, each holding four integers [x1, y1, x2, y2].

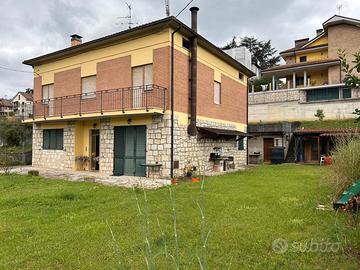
[[280, 43, 328, 55], [0, 98, 13, 107], [323, 14, 360, 29], [280, 15, 360, 56], [23, 16, 254, 77], [262, 58, 339, 74], [294, 128, 360, 135], [197, 126, 251, 140], [14, 92, 33, 102]]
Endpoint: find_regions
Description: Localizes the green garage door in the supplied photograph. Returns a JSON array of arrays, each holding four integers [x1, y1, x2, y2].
[[113, 126, 146, 176]]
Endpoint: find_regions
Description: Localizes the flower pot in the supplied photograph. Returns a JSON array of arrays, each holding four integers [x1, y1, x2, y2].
[[192, 177, 200, 183]]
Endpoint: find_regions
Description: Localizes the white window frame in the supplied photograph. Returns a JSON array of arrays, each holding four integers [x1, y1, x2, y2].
[[132, 64, 153, 91], [42, 84, 54, 105]]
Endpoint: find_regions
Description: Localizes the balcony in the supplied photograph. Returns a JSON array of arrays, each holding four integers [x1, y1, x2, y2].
[[28, 84, 167, 121]]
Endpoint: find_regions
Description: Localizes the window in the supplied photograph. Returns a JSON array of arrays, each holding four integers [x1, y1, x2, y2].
[[182, 38, 190, 50], [299, 56, 307, 62], [43, 129, 63, 150], [42, 84, 54, 104], [343, 88, 352, 99], [239, 73, 244, 81], [214, 81, 221, 105], [81, 76, 96, 99], [307, 87, 340, 102], [238, 137, 245, 150], [132, 64, 153, 90]]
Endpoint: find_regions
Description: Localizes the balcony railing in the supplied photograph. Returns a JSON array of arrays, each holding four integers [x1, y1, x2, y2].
[[29, 84, 167, 120]]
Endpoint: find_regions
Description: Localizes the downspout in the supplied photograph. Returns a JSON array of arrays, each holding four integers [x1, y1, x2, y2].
[[170, 24, 181, 179]]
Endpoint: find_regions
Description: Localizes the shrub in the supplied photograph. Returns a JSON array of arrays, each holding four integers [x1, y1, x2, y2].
[[0, 155, 12, 174], [28, 170, 39, 176], [330, 135, 360, 197], [314, 109, 325, 121]]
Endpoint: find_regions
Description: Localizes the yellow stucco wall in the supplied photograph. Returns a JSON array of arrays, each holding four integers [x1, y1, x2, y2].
[[305, 34, 328, 47], [36, 29, 171, 85], [296, 49, 328, 62], [308, 70, 328, 86]]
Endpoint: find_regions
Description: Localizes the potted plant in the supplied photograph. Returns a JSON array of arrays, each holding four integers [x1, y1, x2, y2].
[[75, 156, 90, 170], [183, 164, 197, 178]]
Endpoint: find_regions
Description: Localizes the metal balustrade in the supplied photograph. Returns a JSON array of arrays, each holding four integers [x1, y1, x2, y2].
[[28, 84, 167, 120]]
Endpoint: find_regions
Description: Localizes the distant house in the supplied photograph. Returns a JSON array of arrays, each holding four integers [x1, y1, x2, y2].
[[12, 91, 33, 118], [0, 98, 13, 116], [248, 15, 360, 164]]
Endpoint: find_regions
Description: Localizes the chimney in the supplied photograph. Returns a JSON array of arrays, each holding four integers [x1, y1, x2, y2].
[[188, 6, 199, 136], [294, 38, 309, 48], [70, 34, 83, 46], [316, 29, 323, 36]]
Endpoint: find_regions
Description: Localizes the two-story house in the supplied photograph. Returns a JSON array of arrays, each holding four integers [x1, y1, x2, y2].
[[0, 98, 13, 116], [248, 15, 360, 164], [23, 8, 253, 178], [12, 91, 33, 118]]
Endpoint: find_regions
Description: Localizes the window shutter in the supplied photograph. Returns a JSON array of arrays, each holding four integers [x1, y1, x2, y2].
[[132, 66, 143, 87], [42, 85, 49, 103], [144, 64, 153, 87], [81, 76, 96, 98], [43, 130, 50, 149], [238, 137, 245, 150], [56, 129, 64, 149], [214, 81, 221, 104]]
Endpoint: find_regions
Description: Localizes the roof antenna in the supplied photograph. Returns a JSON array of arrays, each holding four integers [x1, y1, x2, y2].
[[165, 0, 170, 17], [117, 2, 137, 29], [336, 1, 343, 15]]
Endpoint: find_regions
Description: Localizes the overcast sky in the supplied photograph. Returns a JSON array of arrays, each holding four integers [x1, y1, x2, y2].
[[0, 0, 359, 98]]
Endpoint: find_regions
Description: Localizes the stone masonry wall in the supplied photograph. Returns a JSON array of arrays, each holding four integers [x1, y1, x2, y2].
[[32, 122, 75, 170], [147, 114, 247, 178], [99, 118, 114, 174]]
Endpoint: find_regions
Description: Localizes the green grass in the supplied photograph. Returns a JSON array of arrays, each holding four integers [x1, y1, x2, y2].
[[0, 165, 359, 269], [301, 119, 360, 129]]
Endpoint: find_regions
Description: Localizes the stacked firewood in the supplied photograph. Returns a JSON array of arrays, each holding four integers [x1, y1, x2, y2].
[[343, 195, 360, 212]]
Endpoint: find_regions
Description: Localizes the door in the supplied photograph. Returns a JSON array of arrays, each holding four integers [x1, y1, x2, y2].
[[90, 130, 100, 171], [263, 138, 274, 163], [113, 126, 146, 176], [48, 85, 54, 116]]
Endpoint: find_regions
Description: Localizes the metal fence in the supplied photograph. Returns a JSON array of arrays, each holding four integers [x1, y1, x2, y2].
[[28, 84, 167, 120]]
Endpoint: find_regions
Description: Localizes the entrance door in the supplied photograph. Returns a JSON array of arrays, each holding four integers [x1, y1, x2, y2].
[[113, 126, 146, 176], [263, 138, 274, 163], [90, 130, 100, 171]]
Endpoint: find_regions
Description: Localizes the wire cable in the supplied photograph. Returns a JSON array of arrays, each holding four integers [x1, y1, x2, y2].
[[175, 0, 194, 18], [0, 65, 33, 74]]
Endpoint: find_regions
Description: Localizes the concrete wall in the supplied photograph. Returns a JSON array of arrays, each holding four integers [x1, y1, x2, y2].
[[249, 88, 360, 123]]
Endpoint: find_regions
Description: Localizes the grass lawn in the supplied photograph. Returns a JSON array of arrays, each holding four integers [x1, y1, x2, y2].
[[0, 165, 359, 269], [300, 119, 360, 129]]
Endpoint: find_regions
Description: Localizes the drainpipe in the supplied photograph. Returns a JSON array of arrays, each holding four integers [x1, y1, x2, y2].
[[188, 7, 199, 136], [170, 24, 181, 179], [246, 77, 249, 165]]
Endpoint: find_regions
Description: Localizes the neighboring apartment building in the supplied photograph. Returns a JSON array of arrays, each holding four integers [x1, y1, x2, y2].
[[224, 47, 261, 78], [12, 91, 33, 118], [23, 8, 253, 178], [248, 15, 360, 164], [0, 98, 13, 116]]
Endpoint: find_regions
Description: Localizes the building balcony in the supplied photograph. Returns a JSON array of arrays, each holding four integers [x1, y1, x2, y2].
[[26, 84, 167, 122]]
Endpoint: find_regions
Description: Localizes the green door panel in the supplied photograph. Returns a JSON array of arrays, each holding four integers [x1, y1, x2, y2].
[[113, 125, 146, 177]]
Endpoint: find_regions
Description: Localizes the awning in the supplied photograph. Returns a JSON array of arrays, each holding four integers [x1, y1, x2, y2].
[[197, 127, 252, 140]]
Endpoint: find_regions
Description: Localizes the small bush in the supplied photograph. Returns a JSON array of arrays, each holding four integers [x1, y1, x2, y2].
[[330, 135, 360, 197], [0, 155, 12, 174], [28, 170, 39, 176]]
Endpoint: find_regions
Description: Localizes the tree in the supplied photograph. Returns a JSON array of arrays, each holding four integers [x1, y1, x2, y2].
[[222, 36, 281, 69], [338, 49, 360, 121]]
